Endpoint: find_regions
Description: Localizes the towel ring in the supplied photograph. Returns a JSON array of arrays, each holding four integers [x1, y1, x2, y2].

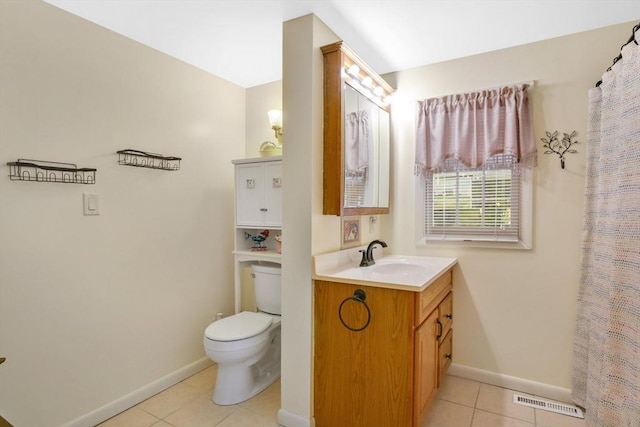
[[338, 289, 371, 332]]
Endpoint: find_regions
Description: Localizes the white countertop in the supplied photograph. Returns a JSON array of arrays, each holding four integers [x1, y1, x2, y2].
[[312, 249, 457, 292]]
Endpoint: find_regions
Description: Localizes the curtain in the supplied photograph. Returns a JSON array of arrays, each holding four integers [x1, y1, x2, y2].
[[572, 32, 640, 427], [415, 84, 536, 175], [344, 109, 371, 174]]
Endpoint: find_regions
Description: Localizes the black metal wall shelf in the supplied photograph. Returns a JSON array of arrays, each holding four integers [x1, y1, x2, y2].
[[7, 159, 97, 184], [117, 149, 181, 171]]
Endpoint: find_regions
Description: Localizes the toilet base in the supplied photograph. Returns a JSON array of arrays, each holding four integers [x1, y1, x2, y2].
[[211, 325, 281, 406], [212, 359, 281, 405]]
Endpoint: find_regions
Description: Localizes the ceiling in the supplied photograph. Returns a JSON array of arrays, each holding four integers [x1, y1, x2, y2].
[[44, 0, 639, 88]]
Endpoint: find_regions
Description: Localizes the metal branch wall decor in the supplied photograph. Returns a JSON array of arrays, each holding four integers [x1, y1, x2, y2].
[[541, 130, 579, 169]]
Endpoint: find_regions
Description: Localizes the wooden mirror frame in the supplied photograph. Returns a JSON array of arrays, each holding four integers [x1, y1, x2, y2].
[[321, 41, 395, 216]]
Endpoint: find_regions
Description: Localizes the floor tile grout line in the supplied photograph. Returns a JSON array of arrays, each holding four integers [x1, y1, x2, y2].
[[474, 407, 537, 425], [214, 408, 238, 427], [435, 396, 476, 409]]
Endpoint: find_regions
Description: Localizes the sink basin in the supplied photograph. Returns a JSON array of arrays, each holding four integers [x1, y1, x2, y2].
[[371, 262, 429, 284], [372, 262, 427, 276]]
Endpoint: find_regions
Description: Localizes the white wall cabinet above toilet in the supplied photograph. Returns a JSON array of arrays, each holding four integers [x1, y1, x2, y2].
[[234, 157, 282, 228], [232, 156, 283, 313]]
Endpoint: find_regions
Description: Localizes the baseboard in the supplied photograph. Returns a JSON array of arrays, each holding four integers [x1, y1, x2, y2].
[[277, 409, 312, 427], [61, 357, 214, 427], [448, 363, 572, 403]]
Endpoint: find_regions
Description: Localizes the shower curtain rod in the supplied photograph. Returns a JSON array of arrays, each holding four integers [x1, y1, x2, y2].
[[595, 22, 639, 87]]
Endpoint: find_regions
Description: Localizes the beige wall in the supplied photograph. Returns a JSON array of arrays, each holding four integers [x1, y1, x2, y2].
[[0, 2, 245, 426], [280, 14, 339, 424], [246, 81, 282, 157], [384, 21, 635, 390]]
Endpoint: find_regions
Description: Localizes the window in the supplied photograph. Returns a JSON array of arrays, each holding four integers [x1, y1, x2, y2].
[[344, 170, 367, 207], [414, 84, 536, 248], [421, 154, 532, 248]]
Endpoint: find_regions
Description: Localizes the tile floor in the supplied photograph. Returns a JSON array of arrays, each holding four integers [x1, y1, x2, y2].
[[423, 375, 586, 427], [97, 364, 279, 427], [97, 366, 585, 427]]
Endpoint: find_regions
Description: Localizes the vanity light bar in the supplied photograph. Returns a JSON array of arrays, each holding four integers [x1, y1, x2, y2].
[[342, 55, 394, 108]]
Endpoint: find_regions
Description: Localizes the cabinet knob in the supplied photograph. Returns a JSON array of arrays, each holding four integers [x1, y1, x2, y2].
[[445, 313, 453, 319], [445, 354, 452, 360]]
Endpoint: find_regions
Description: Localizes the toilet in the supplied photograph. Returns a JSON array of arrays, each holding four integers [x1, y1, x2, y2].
[[203, 263, 282, 405]]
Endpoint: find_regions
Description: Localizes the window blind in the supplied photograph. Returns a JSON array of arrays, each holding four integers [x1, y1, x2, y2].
[[425, 154, 520, 242]]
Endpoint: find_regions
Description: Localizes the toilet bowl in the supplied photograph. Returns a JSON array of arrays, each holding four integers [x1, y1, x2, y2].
[[203, 263, 281, 405]]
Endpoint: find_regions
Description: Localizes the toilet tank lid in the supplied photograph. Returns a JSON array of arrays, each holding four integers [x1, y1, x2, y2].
[[204, 311, 273, 342]]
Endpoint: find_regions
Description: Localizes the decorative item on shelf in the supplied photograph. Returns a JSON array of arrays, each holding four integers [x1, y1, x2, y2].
[[245, 229, 270, 251], [7, 159, 96, 184], [275, 234, 282, 254], [341, 216, 361, 249], [117, 149, 181, 171], [541, 130, 578, 169], [259, 141, 282, 157]]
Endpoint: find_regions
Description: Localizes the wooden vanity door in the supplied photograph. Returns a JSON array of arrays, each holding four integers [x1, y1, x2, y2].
[[414, 309, 439, 426], [313, 281, 414, 427]]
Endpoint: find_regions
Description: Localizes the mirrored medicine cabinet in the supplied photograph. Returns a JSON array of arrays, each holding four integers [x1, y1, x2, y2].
[[321, 41, 395, 216]]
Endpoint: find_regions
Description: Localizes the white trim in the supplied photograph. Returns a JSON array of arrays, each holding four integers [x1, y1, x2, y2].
[[277, 409, 312, 427], [61, 358, 214, 427], [449, 363, 572, 404]]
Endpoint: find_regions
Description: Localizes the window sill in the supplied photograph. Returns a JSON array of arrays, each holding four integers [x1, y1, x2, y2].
[[418, 237, 532, 250]]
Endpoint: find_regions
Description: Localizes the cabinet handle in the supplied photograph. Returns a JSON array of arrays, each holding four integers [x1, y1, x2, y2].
[[436, 318, 443, 339], [260, 208, 268, 212], [445, 313, 453, 320]]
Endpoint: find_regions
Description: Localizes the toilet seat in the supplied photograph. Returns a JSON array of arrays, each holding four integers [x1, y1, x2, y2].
[[205, 311, 273, 342]]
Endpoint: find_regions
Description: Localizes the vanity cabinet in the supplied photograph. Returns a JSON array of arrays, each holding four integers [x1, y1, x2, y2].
[[313, 268, 453, 427], [234, 157, 282, 227]]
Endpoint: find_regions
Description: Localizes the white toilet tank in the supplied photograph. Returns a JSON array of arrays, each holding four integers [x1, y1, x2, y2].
[[251, 263, 281, 315]]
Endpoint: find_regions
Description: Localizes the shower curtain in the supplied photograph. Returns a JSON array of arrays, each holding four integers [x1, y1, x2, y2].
[[572, 30, 640, 427]]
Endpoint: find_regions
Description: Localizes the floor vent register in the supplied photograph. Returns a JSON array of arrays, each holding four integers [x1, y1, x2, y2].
[[513, 394, 585, 419]]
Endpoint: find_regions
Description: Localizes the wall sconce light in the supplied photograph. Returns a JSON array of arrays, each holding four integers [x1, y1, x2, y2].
[[268, 109, 283, 143]]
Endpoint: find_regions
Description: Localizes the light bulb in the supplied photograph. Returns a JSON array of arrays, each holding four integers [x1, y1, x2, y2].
[[268, 110, 282, 128], [347, 64, 360, 77]]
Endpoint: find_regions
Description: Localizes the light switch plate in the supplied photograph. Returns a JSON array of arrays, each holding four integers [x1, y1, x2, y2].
[[83, 193, 99, 216]]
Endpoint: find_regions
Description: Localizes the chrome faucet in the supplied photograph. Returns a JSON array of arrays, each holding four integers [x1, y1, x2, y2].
[[359, 239, 388, 267]]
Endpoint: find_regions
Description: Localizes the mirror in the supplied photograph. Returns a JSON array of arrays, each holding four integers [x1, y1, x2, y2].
[[321, 41, 395, 216], [343, 85, 390, 210]]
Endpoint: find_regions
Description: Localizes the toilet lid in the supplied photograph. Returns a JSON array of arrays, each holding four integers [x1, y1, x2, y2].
[[205, 311, 273, 342]]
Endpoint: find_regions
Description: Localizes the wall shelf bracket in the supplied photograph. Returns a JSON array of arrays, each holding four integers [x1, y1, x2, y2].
[[7, 159, 97, 184], [117, 149, 181, 171]]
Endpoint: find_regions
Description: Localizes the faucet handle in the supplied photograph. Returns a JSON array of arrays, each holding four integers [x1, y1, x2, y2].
[[359, 250, 369, 267]]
